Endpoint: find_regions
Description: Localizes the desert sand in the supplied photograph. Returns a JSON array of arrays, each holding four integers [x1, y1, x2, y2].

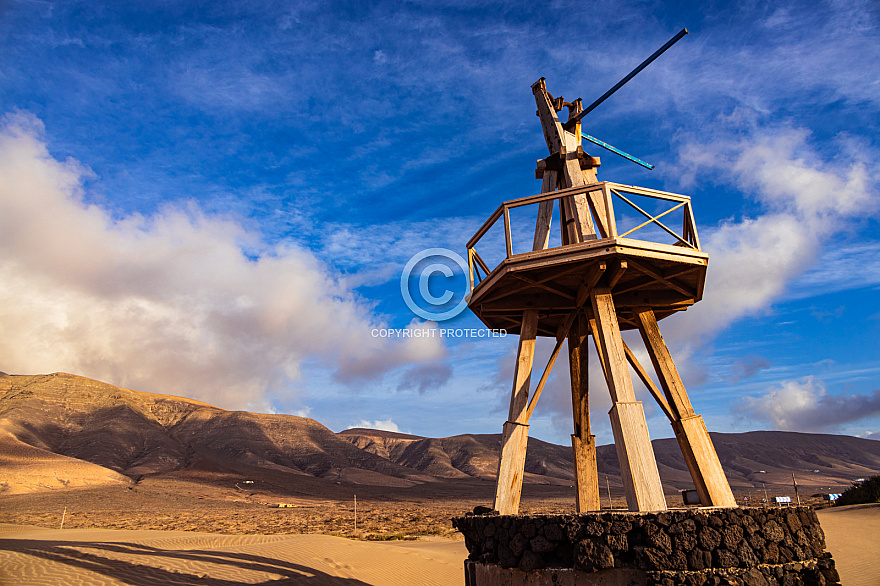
[[0, 523, 468, 585], [0, 504, 876, 586], [816, 503, 880, 586]]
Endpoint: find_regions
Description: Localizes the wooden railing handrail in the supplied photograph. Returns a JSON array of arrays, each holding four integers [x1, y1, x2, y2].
[[466, 204, 504, 249], [465, 182, 700, 289]]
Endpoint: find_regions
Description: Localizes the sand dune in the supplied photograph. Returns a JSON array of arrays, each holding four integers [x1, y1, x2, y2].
[[0, 524, 467, 585], [0, 425, 131, 495], [1, 505, 878, 585], [816, 503, 880, 586]]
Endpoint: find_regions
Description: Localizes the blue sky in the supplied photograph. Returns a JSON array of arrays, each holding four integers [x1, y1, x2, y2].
[[0, 0, 878, 447]]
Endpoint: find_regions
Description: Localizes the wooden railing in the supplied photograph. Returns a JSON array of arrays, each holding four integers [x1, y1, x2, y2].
[[466, 181, 700, 292]]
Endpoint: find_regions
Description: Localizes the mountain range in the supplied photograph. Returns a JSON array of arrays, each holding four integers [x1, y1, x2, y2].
[[2, 372, 879, 497]]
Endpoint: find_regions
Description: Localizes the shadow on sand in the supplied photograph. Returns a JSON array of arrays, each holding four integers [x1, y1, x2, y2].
[[0, 538, 373, 585]]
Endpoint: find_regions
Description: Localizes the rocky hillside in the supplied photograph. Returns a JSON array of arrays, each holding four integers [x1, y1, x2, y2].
[[0, 372, 428, 494], [3, 372, 879, 496]]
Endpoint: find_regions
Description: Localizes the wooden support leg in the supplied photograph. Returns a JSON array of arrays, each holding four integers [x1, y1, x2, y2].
[[591, 288, 667, 512], [608, 401, 667, 512], [635, 308, 736, 508], [673, 415, 737, 507], [495, 421, 530, 515], [493, 309, 538, 515], [568, 313, 600, 511], [572, 434, 599, 511]]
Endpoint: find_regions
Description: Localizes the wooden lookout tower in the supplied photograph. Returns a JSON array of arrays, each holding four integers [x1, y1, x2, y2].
[[465, 31, 737, 515]]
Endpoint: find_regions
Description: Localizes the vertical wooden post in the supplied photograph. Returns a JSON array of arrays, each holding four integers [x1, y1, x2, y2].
[[532, 79, 597, 243], [590, 288, 667, 512], [568, 313, 600, 511], [493, 308, 538, 515], [533, 171, 557, 251], [635, 307, 736, 508]]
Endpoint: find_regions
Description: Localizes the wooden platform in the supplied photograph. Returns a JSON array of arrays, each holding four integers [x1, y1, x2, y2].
[[466, 181, 706, 337]]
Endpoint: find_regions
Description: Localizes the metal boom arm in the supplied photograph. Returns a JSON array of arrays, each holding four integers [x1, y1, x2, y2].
[[563, 28, 689, 131]]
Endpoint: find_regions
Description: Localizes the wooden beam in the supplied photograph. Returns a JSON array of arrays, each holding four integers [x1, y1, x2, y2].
[[672, 415, 737, 508], [568, 314, 590, 437], [685, 203, 701, 250], [586, 317, 609, 383], [503, 206, 513, 258], [613, 266, 700, 296], [611, 290, 695, 309], [495, 315, 522, 327], [607, 260, 628, 289], [591, 287, 667, 512], [533, 170, 558, 251], [611, 189, 695, 248], [568, 313, 600, 511], [511, 274, 576, 300], [609, 401, 668, 512], [533, 79, 598, 243], [493, 308, 539, 515], [508, 309, 538, 423], [472, 249, 492, 277], [524, 311, 577, 422], [585, 188, 612, 239], [634, 307, 694, 419], [494, 421, 529, 514], [634, 306, 737, 507], [618, 201, 687, 239], [478, 263, 585, 306], [576, 262, 607, 307], [562, 124, 600, 241], [467, 204, 504, 249], [626, 259, 694, 298], [503, 181, 607, 211], [622, 341, 675, 422], [589, 288, 636, 403], [532, 77, 565, 155]]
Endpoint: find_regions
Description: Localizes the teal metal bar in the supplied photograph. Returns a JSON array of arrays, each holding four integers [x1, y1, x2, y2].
[[582, 134, 654, 170]]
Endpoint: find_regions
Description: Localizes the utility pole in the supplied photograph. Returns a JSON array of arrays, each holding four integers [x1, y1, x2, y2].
[[354, 495, 357, 535], [792, 473, 800, 506], [606, 477, 613, 510]]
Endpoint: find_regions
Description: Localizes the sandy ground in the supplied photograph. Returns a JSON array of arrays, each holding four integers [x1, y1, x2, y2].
[[0, 524, 468, 585], [816, 503, 880, 586], [0, 505, 877, 586]]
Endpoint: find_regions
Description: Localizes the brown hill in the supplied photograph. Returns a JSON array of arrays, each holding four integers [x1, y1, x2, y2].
[[2, 372, 879, 499], [340, 429, 574, 484], [340, 429, 880, 492], [0, 372, 430, 495]]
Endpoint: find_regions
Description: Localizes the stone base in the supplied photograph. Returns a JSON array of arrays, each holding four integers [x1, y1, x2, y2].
[[453, 507, 840, 586], [464, 561, 644, 585], [464, 557, 839, 586]]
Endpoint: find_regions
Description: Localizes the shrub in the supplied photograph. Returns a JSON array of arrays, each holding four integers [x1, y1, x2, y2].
[[835, 475, 880, 506]]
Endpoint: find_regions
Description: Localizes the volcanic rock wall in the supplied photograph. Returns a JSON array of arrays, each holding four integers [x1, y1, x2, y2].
[[452, 507, 840, 586]]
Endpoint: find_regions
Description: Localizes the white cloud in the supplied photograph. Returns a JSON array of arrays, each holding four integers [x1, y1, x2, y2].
[[667, 125, 879, 342], [788, 241, 880, 298], [0, 112, 445, 409], [736, 376, 880, 431], [349, 418, 402, 433], [291, 407, 312, 418]]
